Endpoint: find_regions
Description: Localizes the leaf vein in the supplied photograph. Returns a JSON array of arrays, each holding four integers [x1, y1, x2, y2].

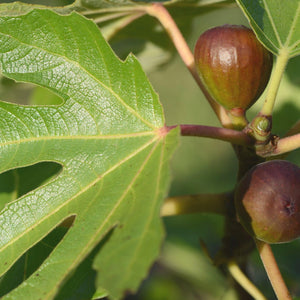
[[0, 131, 155, 148], [285, 3, 300, 51], [262, 0, 283, 47], [0, 135, 159, 253], [0, 21, 156, 129]]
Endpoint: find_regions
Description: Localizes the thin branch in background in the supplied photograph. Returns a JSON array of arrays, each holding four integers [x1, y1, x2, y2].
[[227, 261, 267, 300], [168, 124, 254, 146], [93, 12, 134, 24], [94, 11, 146, 41], [144, 3, 232, 127], [285, 120, 300, 137], [255, 239, 292, 300], [161, 192, 231, 216], [81, 6, 145, 16]]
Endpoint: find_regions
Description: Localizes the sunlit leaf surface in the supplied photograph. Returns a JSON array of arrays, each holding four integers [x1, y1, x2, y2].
[[0, 9, 178, 299]]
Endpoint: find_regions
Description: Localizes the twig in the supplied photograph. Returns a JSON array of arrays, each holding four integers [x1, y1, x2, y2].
[[270, 133, 300, 156], [161, 192, 231, 216], [81, 6, 145, 16], [255, 239, 292, 300], [93, 11, 133, 24], [106, 12, 146, 40]]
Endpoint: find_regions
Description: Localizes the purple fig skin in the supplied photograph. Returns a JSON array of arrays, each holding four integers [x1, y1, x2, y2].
[[194, 24, 273, 110], [235, 160, 300, 244]]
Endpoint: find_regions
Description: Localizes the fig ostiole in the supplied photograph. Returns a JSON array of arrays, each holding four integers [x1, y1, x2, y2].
[[235, 160, 300, 244], [194, 24, 273, 111]]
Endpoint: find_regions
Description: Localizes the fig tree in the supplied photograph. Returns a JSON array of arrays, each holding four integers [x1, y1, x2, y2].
[[235, 160, 300, 244], [194, 24, 273, 110]]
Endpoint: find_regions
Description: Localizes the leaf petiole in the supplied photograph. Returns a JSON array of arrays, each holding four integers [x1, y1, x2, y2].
[[168, 124, 254, 146], [260, 48, 290, 117]]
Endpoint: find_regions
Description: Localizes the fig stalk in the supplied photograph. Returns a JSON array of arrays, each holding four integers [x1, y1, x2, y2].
[[255, 239, 292, 300]]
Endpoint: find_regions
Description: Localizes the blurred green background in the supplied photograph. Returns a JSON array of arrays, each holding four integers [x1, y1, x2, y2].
[[0, 0, 299, 299]]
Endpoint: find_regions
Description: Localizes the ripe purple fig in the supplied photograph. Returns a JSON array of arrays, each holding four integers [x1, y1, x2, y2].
[[194, 24, 273, 110], [235, 160, 300, 244]]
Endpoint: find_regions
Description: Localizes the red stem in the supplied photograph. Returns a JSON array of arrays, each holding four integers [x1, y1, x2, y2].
[[168, 124, 254, 146]]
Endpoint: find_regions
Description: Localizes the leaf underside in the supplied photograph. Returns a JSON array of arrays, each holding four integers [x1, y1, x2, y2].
[[0, 9, 178, 300], [236, 0, 300, 57]]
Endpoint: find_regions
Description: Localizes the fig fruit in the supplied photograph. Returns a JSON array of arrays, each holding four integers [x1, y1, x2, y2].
[[194, 24, 273, 110], [235, 160, 300, 244]]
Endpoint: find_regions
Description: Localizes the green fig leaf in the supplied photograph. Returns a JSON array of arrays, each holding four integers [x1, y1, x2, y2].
[[0, 1, 233, 74], [236, 0, 300, 57], [0, 9, 178, 300]]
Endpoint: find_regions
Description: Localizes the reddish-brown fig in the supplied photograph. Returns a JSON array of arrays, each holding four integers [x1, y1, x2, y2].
[[194, 24, 273, 110], [235, 160, 300, 244]]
